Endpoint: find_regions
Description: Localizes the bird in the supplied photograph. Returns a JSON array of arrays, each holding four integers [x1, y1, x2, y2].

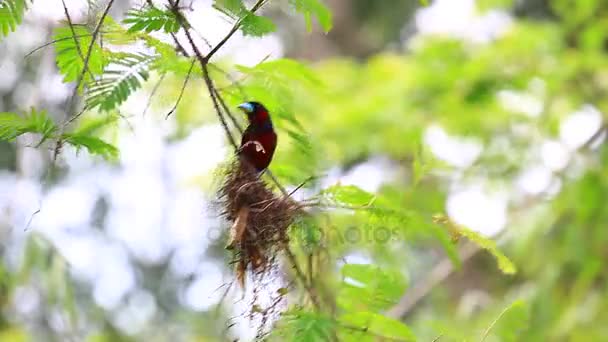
[[237, 101, 277, 172]]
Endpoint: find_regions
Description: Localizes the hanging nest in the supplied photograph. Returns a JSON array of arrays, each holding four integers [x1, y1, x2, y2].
[[218, 159, 303, 288]]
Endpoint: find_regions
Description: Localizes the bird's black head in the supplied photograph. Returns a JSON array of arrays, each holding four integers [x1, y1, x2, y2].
[[238, 101, 271, 125]]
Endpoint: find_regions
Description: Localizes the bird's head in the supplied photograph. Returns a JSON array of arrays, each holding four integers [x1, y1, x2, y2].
[[238, 101, 270, 125]]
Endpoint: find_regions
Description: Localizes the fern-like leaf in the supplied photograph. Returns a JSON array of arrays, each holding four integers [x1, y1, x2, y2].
[[53, 24, 105, 84], [62, 133, 118, 160], [0, 109, 56, 143], [85, 52, 154, 111], [213, 0, 276, 37], [240, 12, 276, 37], [0, 0, 32, 39], [123, 6, 180, 34]]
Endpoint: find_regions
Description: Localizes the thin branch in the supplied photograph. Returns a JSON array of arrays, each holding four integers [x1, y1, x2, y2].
[[64, 0, 115, 114], [165, 59, 195, 119], [481, 305, 511, 341], [289, 176, 318, 197], [204, 0, 266, 62], [210, 63, 248, 98], [169, 0, 314, 310], [171, 32, 191, 56], [265, 170, 289, 197], [212, 85, 243, 133], [24, 208, 41, 231], [143, 73, 167, 116], [385, 241, 480, 319], [24, 32, 117, 59], [60, 1, 97, 90], [202, 64, 239, 149], [283, 244, 322, 310]]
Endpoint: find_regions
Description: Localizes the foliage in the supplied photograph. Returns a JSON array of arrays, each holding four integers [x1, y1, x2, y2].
[[53, 24, 105, 85], [0, 0, 31, 39], [0, 109, 56, 143], [288, 0, 332, 32], [123, 6, 180, 34], [85, 52, 154, 112], [2, 0, 608, 341], [213, 0, 276, 36]]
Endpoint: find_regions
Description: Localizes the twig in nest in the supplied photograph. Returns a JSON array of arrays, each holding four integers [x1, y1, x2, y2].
[[226, 206, 249, 250]]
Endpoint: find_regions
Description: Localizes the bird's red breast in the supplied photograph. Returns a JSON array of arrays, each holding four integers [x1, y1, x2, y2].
[[238, 102, 277, 171], [240, 127, 277, 171]]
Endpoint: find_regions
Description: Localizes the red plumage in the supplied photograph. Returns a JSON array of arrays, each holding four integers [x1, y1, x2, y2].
[[238, 102, 277, 171]]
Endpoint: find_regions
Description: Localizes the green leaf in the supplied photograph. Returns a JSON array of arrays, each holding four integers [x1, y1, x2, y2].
[[101, 16, 138, 45], [459, 226, 516, 275], [276, 309, 334, 341], [62, 133, 118, 160], [72, 112, 119, 137], [213, 0, 246, 19], [213, 0, 275, 37], [0, 0, 32, 40], [53, 24, 105, 84], [123, 6, 180, 34], [455, 223, 517, 275], [143, 35, 196, 75], [481, 300, 529, 342], [339, 264, 406, 311], [240, 13, 276, 37], [85, 52, 154, 111], [288, 0, 333, 33], [322, 184, 375, 207], [0, 109, 56, 143], [340, 312, 415, 341]]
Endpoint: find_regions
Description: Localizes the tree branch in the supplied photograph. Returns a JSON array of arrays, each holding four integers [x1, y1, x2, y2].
[[204, 0, 267, 62]]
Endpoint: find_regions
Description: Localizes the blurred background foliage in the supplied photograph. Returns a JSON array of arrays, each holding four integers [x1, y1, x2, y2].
[[1, 0, 608, 341]]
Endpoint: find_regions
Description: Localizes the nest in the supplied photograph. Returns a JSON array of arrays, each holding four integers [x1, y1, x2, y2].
[[218, 159, 302, 288]]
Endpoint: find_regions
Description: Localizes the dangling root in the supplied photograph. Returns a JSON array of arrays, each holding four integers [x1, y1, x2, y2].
[[226, 207, 250, 250]]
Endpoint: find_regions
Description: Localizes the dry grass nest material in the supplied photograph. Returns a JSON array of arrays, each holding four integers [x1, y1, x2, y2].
[[218, 159, 303, 287]]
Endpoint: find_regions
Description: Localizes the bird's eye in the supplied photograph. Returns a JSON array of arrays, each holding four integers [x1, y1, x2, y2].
[[238, 102, 255, 113]]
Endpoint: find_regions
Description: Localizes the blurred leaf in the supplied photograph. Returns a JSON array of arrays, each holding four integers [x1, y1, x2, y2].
[[340, 312, 415, 341], [338, 264, 406, 311], [0, 109, 57, 143], [477, 0, 514, 11], [435, 214, 516, 275], [0, 0, 32, 39], [123, 6, 180, 34], [53, 24, 105, 85], [62, 133, 119, 160], [240, 12, 276, 37], [213, 0, 245, 19], [143, 35, 196, 75], [0, 328, 27, 342], [459, 226, 516, 275], [213, 0, 275, 37], [481, 300, 529, 342], [288, 0, 333, 32], [101, 16, 137, 45], [276, 309, 334, 341], [86, 52, 153, 111], [322, 184, 375, 207], [72, 112, 119, 136]]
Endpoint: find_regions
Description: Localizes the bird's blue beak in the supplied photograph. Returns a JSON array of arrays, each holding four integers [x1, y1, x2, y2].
[[238, 102, 254, 113]]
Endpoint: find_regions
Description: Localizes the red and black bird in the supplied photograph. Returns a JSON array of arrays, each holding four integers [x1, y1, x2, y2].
[[237, 101, 277, 172]]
